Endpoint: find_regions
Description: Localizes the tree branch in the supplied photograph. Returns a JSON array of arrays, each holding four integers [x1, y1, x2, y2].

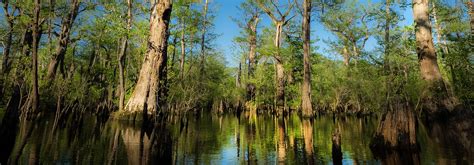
[[257, 1, 279, 22], [270, 0, 283, 17], [282, 0, 294, 18]]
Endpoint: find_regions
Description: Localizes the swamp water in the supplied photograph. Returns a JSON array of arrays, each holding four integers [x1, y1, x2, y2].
[[0, 113, 472, 164]]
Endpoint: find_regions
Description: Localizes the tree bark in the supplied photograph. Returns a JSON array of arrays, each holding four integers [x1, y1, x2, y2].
[[274, 22, 286, 116], [122, 0, 172, 119], [199, 0, 209, 76], [179, 15, 186, 79], [46, 0, 80, 81], [237, 62, 242, 88], [342, 47, 350, 66], [170, 36, 177, 69], [30, 0, 41, 117], [275, 62, 285, 116], [247, 16, 258, 80], [246, 14, 258, 102], [413, 0, 455, 116], [158, 37, 169, 117], [384, 0, 394, 109], [301, 0, 313, 117], [370, 105, 417, 150], [21, 24, 33, 57], [384, 0, 391, 61], [48, 0, 55, 53], [467, 1, 474, 37], [118, 0, 133, 112], [414, 0, 443, 83]]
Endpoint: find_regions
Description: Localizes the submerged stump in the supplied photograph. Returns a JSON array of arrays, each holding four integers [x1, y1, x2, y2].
[[370, 104, 418, 151]]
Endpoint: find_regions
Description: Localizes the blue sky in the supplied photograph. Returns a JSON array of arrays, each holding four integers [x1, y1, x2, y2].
[[0, 0, 417, 67], [211, 0, 415, 67]]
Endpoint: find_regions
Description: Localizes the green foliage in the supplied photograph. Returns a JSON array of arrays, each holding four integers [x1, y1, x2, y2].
[[0, 0, 472, 116], [321, 0, 378, 63]]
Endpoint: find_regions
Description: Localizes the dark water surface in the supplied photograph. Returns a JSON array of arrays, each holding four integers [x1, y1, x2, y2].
[[0, 113, 472, 164]]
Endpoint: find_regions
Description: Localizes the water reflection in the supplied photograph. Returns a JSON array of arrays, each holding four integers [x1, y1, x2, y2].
[[302, 119, 314, 164], [0, 113, 471, 164], [375, 150, 421, 165]]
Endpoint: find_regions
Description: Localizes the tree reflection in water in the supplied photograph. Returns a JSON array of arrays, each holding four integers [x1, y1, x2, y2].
[[0, 113, 471, 164]]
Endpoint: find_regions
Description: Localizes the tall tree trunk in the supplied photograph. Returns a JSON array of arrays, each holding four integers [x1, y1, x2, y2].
[[179, 16, 186, 79], [370, 104, 417, 150], [118, 0, 133, 112], [30, 0, 41, 118], [301, 0, 313, 117], [199, 0, 209, 75], [0, 2, 15, 100], [246, 14, 258, 102], [384, 0, 394, 109], [122, 0, 172, 120], [467, 1, 474, 37], [170, 36, 177, 69], [21, 25, 33, 57], [413, 0, 455, 116], [384, 0, 391, 61], [255, 1, 294, 115], [46, 0, 79, 81], [370, 0, 428, 149], [274, 22, 286, 116], [342, 47, 350, 66], [236, 62, 242, 88], [414, 0, 443, 84], [187, 32, 195, 72], [48, 0, 55, 53], [158, 39, 169, 117], [247, 17, 258, 81]]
